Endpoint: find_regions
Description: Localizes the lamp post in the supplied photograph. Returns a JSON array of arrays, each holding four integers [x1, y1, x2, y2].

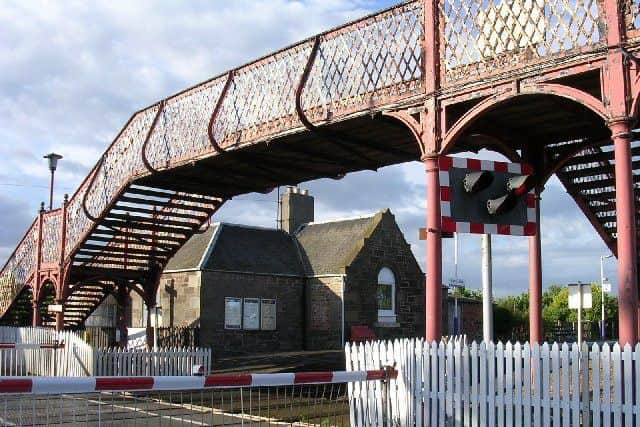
[[449, 233, 465, 335], [449, 278, 465, 335], [43, 153, 63, 211], [600, 254, 613, 341]]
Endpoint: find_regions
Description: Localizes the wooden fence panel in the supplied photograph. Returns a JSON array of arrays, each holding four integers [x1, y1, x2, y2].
[[346, 338, 640, 427]]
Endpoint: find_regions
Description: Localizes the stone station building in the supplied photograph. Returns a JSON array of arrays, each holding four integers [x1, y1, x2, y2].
[[127, 188, 428, 355]]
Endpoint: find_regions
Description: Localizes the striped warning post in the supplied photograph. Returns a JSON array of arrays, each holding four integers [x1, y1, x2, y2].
[[0, 369, 397, 394]]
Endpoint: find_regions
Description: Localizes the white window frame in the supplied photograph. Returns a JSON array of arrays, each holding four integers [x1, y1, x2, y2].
[[377, 267, 397, 323]]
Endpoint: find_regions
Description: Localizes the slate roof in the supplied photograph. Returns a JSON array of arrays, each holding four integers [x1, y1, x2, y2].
[[294, 213, 381, 276], [164, 211, 386, 276], [165, 224, 219, 271], [202, 224, 303, 275]]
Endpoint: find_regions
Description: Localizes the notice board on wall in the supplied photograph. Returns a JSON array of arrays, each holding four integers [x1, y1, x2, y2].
[[261, 299, 276, 330], [243, 298, 260, 330], [224, 297, 242, 329]]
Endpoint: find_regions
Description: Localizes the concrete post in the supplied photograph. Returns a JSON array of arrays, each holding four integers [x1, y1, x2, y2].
[[481, 234, 493, 342], [611, 119, 638, 345], [424, 155, 443, 342]]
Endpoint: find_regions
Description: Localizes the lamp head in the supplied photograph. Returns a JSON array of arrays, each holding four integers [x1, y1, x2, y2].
[[44, 153, 63, 172]]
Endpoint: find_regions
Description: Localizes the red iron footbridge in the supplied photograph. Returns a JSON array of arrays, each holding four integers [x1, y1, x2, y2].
[[2, 0, 640, 344]]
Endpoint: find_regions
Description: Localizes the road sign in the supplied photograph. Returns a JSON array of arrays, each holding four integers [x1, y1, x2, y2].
[[439, 156, 537, 235], [47, 304, 63, 313], [568, 284, 592, 309], [568, 283, 592, 349], [602, 282, 612, 293]]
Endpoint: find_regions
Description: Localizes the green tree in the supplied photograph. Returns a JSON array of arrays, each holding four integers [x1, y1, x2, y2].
[[451, 287, 482, 300], [491, 284, 618, 341]]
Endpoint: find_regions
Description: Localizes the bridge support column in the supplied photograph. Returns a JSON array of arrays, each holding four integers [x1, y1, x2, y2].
[[611, 119, 638, 345], [528, 192, 543, 344], [116, 285, 130, 347], [31, 301, 41, 327], [54, 300, 63, 331], [424, 154, 443, 342], [145, 302, 154, 350]]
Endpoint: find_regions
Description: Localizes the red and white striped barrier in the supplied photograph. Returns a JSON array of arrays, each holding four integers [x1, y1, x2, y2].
[[0, 342, 64, 350], [0, 369, 397, 394]]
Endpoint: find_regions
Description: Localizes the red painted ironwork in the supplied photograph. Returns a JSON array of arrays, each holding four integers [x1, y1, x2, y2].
[[141, 101, 166, 173], [207, 71, 235, 153], [0, 0, 638, 343], [424, 155, 442, 342], [528, 193, 543, 344]]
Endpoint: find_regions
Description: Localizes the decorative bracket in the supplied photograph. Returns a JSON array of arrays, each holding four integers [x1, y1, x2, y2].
[[81, 155, 106, 223], [208, 71, 235, 153], [141, 101, 166, 173]]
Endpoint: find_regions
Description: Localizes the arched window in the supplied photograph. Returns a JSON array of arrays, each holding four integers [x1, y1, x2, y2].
[[377, 267, 396, 322]]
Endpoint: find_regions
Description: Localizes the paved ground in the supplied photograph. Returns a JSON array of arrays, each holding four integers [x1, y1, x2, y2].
[[214, 350, 345, 374], [0, 350, 350, 426], [0, 386, 351, 426], [0, 392, 308, 426]]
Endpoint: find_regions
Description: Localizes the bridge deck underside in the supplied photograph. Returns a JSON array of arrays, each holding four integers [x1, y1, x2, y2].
[[136, 116, 422, 198]]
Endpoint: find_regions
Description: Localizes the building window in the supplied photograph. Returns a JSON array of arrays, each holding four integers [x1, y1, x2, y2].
[[377, 267, 396, 323]]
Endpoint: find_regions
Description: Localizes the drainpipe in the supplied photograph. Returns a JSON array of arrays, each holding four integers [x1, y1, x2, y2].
[[341, 275, 346, 346]]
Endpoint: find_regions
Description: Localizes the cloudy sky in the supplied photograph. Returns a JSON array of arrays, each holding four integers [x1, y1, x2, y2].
[[0, 0, 617, 297]]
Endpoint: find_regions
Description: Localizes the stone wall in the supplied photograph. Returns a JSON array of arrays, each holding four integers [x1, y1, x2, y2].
[[343, 211, 425, 341], [199, 271, 304, 355], [130, 271, 201, 328], [305, 276, 343, 350]]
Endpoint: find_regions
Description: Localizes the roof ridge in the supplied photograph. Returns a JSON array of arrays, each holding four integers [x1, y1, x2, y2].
[[216, 222, 281, 232], [297, 211, 380, 230], [197, 223, 223, 270]]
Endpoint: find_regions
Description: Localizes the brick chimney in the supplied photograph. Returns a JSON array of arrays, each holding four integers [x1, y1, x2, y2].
[[280, 187, 314, 234]]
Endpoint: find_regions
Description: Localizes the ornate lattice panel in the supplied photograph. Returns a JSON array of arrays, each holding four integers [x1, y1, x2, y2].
[[0, 221, 38, 314], [441, 0, 603, 81], [210, 1, 423, 149], [302, 1, 423, 121], [41, 212, 62, 264], [64, 108, 158, 258], [212, 43, 312, 148], [82, 108, 158, 221], [146, 79, 226, 169], [65, 182, 90, 258]]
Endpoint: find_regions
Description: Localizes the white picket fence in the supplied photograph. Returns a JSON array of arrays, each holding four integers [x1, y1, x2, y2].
[[346, 338, 640, 427], [0, 327, 211, 376], [94, 347, 212, 376]]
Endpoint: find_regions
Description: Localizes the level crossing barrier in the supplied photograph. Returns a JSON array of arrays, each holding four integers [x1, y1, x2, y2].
[[0, 368, 396, 426]]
